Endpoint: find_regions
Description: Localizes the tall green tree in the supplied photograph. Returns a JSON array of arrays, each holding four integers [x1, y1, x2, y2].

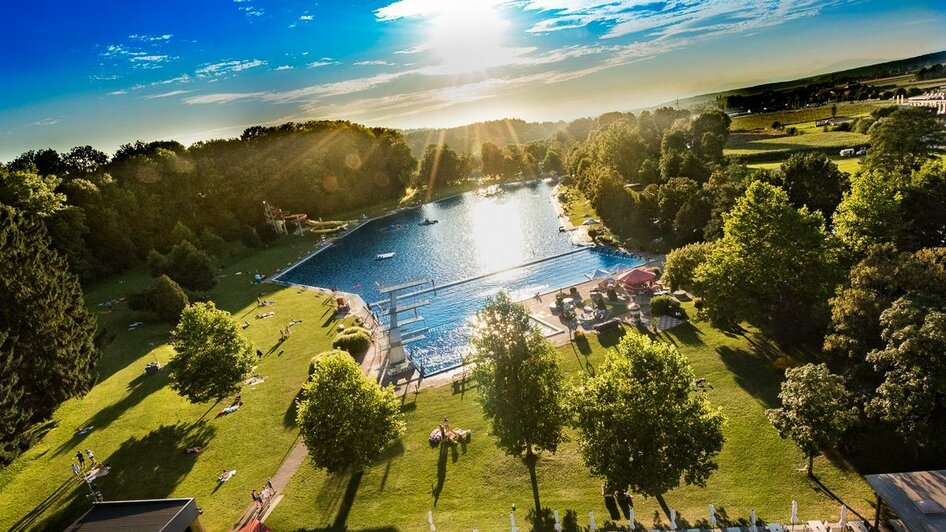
[[168, 302, 254, 403], [571, 333, 724, 501], [297, 352, 404, 473], [770, 152, 848, 220], [0, 205, 99, 463], [867, 293, 946, 455], [418, 143, 469, 188], [833, 171, 903, 257], [471, 292, 568, 511], [767, 363, 857, 477], [662, 241, 715, 291], [864, 107, 946, 178], [695, 181, 838, 339]]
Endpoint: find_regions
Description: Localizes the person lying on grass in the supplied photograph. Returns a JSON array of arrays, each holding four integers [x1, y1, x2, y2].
[[217, 400, 244, 417], [218, 469, 237, 482]]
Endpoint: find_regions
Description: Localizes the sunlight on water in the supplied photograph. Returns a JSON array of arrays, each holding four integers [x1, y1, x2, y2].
[[467, 195, 526, 273]]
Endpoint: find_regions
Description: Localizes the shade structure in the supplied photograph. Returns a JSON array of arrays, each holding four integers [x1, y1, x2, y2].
[[427, 510, 435, 531], [840, 504, 848, 529], [510, 512, 517, 532], [617, 268, 657, 287], [586, 268, 612, 280], [669, 508, 677, 531], [589, 510, 596, 531], [628, 507, 635, 530], [553, 510, 562, 532], [709, 504, 717, 527], [791, 500, 798, 524], [750, 510, 757, 531]]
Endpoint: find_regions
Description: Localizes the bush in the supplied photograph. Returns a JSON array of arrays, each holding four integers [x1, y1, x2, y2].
[[146, 249, 167, 276], [127, 275, 190, 322], [332, 326, 372, 355], [785, 127, 798, 136], [241, 224, 263, 249], [649, 295, 679, 316], [199, 229, 226, 257], [166, 241, 216, 291], [309, 350, 348, 377]]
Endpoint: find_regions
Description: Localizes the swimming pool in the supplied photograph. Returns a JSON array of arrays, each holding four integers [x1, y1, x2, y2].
[[276, 180, 645, 375]]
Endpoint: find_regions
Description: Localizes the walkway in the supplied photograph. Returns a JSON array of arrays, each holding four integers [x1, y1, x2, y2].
[[230, 438, 308, 531]]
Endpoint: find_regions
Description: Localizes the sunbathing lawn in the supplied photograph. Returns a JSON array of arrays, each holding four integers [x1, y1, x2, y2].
[[750, 155, 864, 175], [0, 233, 353, 531], [267, 306, 875, 531]]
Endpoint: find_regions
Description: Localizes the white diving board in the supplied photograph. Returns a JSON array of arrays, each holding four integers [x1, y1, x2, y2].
[[378, 279, 430, 294], [391, 300, 430, 314]]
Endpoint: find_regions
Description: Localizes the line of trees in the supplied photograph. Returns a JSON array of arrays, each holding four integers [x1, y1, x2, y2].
[[656, 105, 946, 466]]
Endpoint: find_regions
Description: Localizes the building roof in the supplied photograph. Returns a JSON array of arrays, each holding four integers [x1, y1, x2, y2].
[[67, 498, 200, 532], [865, 470, 946, 532]]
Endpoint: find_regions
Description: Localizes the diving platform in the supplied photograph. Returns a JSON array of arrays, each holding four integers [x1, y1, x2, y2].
[[391, 300, 430, 314], [400, 335, 426, 345], [378, 279, 430, 294]]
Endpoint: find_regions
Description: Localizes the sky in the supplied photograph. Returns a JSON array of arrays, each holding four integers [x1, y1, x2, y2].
[[1, 0, 945, 160]]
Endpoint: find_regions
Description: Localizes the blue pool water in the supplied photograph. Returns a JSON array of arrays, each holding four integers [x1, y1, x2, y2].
[[277, 180, 645, 374]]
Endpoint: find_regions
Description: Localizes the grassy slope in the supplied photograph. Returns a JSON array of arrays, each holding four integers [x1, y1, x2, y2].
[[0, 234, 356, 531], [268, 305, 874, 531]]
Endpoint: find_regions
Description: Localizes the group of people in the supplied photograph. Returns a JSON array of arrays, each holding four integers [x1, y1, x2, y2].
[[250, 480, 277, 513], [70, 449, 97, 478]]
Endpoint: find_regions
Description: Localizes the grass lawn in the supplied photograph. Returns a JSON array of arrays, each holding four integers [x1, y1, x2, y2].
[[267, 304, 875, 531], [0, 233, 355, 531]]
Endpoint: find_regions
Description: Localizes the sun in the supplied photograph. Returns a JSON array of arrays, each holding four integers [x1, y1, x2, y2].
[[423, 0, 526, 76]]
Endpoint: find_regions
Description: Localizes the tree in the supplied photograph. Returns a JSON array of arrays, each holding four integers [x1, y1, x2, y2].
[[0, 206, 99, 463], [866, 293, 946, 455], [899, 161, 946, 251], [168, 302, 254, 403], [662, 241, 715, 291], [481, 141, 505, 177], [418, 143, 468, 188], [0, 167, 65, 218], [471, 292, 568, 510], [695, 181, 838, 339], [824, 245, 946, 363], [164, 241, 217, 291], [864, 107, 946, 178], [541, 149, 564, 175], [571, 333, 724, 500], [833, 171, 903, 257], [771, 153, 847, 220], [767, 364, 857, 477], [297, 352, 404, 473], [150, 275, 190, 322]]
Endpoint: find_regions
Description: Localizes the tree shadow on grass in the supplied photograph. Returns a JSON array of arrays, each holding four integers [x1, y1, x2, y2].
[[526, 507, 584, 531], [283, 388, 307, 428], [716, 345, 782, 409], [331, 470, 363, 530], [53, 370, 170, 457], [104, 422, 216, 500], [662, 321, 704, 347], [596, 326, 626, 348], [8, 477, 78, 532]]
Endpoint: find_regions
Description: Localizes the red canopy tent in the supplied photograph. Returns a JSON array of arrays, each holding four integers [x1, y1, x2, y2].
[[239, 519, 272, 532], [617, 268, 657, 287]]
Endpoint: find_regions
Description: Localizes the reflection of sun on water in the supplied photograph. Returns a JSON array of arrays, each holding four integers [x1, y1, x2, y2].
[[468, 197, 525, 273]]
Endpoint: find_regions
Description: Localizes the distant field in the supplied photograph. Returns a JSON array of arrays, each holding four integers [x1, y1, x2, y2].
[[731, 102, 883, 131], [749, 155, 864, 175], [726, 130, 869, 159], [863, 74, 946, 90]]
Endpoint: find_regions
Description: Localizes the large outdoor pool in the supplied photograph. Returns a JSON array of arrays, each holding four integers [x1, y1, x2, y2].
[[276, 179, 645, 375]]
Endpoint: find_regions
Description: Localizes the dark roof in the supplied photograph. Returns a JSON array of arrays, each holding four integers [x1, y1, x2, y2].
[[865, 470, 946, 532], [67, 498, 200, 532]]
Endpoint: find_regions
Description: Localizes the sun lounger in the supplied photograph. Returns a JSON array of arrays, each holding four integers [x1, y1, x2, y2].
[[847, 521, 869, 532], [765, 525, 785, 532], [808, 521, 829, 532]]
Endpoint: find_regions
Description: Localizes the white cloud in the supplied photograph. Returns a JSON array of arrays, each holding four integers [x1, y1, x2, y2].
[[108, 90, 129, 95], [184, 70, 418, 105], [130, 55, 170, 62], [128, 34, 173, 42], [307, 58, 341, 68], [393, 43, 428, 55], [354, 60, 394, 66], [29, 118, 62, 127], [196, 59, 266, 77], [275, 65, 294, 70], [144, 90, 194, 99], [184, 92, 266, 105], [299, 14, 313, 21]]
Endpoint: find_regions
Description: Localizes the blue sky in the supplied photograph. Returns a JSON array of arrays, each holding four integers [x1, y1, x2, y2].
[[1, 0, 944, 160]]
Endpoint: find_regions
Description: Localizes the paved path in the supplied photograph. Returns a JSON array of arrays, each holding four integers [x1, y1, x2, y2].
[[230, 438, 308, 530]]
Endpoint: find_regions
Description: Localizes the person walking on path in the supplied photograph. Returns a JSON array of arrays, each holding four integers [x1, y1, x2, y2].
[[76, 451, 85, 469], [251, 490, 261, 508], [266, 479, 275, 495], [85, 449, 96, 466]]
